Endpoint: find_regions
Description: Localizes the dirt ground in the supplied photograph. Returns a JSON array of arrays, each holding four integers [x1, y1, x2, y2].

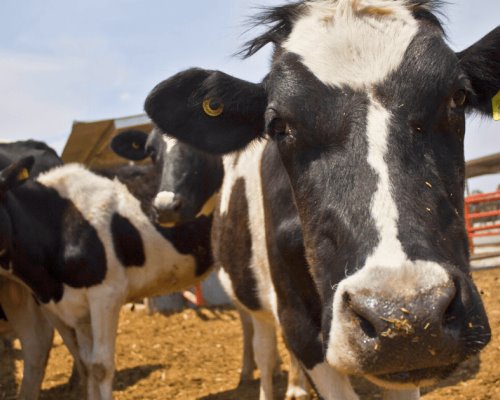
[[0, 268, 498, 400]]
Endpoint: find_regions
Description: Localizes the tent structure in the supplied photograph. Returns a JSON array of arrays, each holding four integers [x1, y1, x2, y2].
[[61, 114, 152, 167]]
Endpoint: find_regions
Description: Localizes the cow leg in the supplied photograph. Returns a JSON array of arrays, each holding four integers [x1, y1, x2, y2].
[[76, 321, 99, 400], [88, 295, 123, 400], [237, 306, 256, 384], [383, 389, 420, 400], [0, 281, 53, 400], [285, 350, 310, 400], [252, 315, 277, 400], [44, 313, 85, 391], [305, 362, 359, 400]]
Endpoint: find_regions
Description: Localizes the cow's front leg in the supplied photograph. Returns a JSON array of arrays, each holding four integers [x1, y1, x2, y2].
[[1, 282, 53, 400], [252, 314, 278, 400], [383, 388, 420, 400], [285, 350, 311, 400], [88, 292, 123, 400], [237, 306, 256, 384]]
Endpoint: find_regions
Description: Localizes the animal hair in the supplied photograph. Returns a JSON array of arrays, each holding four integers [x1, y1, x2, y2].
[[238, 0, 446, 59]]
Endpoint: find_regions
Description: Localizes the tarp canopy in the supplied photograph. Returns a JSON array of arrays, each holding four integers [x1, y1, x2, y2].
[[61, 114, 152, 168], [466, 153, 500, 179]]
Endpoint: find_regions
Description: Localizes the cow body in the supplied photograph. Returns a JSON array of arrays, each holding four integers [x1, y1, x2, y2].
[[0, 139, 64, 400], [144, 1, 498, 399], [112, 129, 311, 399], [0, 161, 212, 400]]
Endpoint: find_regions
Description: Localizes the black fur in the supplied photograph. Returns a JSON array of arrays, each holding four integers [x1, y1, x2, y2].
[[111, 213, 146, 267], [3, 182, 107, 303], [212, 178, 261, 311]]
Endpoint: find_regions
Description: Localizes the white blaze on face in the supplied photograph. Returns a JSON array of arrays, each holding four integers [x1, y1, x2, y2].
[[283, 0, 419, 90], [325, 96, 450, 372]]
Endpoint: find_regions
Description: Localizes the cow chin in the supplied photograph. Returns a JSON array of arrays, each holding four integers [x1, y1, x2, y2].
[[366, 363, 459, 389]]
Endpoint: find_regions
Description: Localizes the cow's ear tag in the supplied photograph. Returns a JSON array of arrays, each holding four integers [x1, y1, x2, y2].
[[203, 98, 224, 117], [132, 142, 141, 150], [17, 168, 29, 182], [492, 91, 500, 121]]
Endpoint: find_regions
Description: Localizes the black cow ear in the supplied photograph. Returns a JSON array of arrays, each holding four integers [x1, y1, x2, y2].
[[0, 156, 35, 194], [458, 26, 500, 115], [110, 130, 149, 161], [145, 68, 267, 155]]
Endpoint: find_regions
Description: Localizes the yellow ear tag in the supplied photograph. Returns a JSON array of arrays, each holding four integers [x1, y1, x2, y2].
[[132, 142, 141, 150], [17, 168, 29, 182], [203, 98, 224, 117], [492, 91, 500, 121]]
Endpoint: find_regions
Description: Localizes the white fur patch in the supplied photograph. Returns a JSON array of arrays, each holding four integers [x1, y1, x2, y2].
[[283, 0, 418, 89], [153, 191, 176, 210], [364, 97, 406, 268]]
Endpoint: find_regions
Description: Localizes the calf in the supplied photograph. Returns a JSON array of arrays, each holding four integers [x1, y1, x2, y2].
[[144, 1, 498, 399], [112, 129, 311, 399], [0, 158, 212, 400], [0, 139, 65, 400]]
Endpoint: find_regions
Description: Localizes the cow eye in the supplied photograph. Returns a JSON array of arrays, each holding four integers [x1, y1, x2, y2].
[[268, 117, 293, 139], [450, 89, 467, 109]]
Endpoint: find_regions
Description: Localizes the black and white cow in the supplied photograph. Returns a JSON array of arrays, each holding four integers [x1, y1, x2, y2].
[[144, 1, 498, 399], [0, 156, 213, 400], [0, 139, 66, 400], [112, 129, 311, 399]]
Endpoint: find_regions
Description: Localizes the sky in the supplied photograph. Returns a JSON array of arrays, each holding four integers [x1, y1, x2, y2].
[[0, 0, 498, 192]]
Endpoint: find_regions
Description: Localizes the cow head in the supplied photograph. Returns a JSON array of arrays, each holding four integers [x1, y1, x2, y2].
[[111, 129, 223, 226], [144, 0, 497, 388], [0, 157, 34, 266]]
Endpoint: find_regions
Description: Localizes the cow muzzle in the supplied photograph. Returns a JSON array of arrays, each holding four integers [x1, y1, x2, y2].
[[151, 191, 185, 227], [326, 261, 491, 388]]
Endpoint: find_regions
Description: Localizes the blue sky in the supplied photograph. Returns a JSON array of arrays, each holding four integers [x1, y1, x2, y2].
[[0, 0, 498, 191]]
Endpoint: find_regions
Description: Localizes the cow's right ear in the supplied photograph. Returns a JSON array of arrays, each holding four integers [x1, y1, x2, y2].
[[145, 68, 267, 155], [110, 130, 149, 161], [0, 156, 35, 194]]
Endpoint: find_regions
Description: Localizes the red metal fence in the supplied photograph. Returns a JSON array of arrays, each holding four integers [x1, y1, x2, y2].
[[465, 190, 500, 258]]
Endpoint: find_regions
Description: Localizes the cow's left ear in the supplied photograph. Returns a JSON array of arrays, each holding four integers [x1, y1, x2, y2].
[[457, 26, 500, 115], [145, 68, 267, 155], [0, 156, 35, 194], [111, 130, 149, 161]]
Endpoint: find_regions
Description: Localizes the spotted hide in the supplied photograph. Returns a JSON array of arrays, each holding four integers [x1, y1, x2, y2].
[[0, 160, 212, 400], [112, 128, 312, 399], [144, 1, 498, 399], [0, 139, 69, 400]]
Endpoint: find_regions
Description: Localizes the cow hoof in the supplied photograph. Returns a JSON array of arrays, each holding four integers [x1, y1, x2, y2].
[[285, 386, 310, 400]]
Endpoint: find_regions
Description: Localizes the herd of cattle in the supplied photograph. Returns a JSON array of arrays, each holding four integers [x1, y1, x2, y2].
[[1, 1, 499, 400]]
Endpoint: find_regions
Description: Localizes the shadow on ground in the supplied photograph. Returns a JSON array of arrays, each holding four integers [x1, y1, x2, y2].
[[39, 364, 163, 400]]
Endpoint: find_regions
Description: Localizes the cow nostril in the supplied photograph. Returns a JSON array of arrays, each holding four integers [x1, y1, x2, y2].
[[443, 281, 462, 330], [343, 292, 378, 339], [357, 313, 378, 339]]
